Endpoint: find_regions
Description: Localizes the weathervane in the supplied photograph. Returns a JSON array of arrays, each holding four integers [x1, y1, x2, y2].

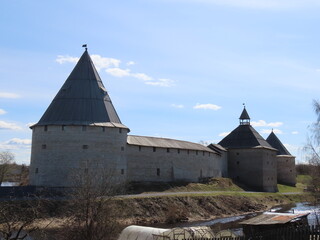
[[82, 44, 87, 51]]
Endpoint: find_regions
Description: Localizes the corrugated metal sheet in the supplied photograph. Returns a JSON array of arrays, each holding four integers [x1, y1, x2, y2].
[[240, 212, 309, 225], [33, 50, 126, 128], [266, 131, 292, 156], [127, 135, 216, 152]]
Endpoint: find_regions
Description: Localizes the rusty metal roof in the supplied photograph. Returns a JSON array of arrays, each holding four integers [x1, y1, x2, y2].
[[127, 135, 216, 153], [240, 212, 309, 225], [33, 49, 127, 129]]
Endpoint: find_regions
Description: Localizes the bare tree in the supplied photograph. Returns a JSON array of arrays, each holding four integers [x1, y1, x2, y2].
[[62, 161, 125, 240], [305, 100, 320, 196], [0, 151, 14, 186]]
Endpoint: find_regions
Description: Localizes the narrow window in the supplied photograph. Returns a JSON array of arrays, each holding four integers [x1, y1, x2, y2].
[[177, 149, 180, 154], [236, 161, 240, 165], [84, 168, 88, 174], [82, 145, 88, 149], [157, 168, 160, 176], [121, 146, 125, 151], [119, 128, 122, 134], [167, 148, 170, 153], [44, 125, 48, 131], [196, 150, 198, 155], [286, 159, 288, 162], [209, 152, 211, 157], [62, 125, 65, 131], [102, 127, 105, 132], [203, 151, 205, 156], [153, 147, 156, 152], [236, 152, 239, 156], [187, 150, 190, 155], [82, 126, 86, 131], [267, 161, 269, 165], [290, 170, 292, 172], [121, 169, 124, 175], [139, 146, 142, 151], [41, 144, 47, 149], [35, 168, 38, 174]]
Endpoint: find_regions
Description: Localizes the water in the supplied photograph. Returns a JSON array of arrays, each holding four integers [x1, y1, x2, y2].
[[151, 202, 320, 236], [1, 182, 18, 186]]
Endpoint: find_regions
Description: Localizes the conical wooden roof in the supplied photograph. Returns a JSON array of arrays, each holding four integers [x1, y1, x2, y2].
[[34, 49, 127, 128], [266, 131, 291, 155]]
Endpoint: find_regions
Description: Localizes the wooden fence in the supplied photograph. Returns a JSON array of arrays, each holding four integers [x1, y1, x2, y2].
[[171, 225, 320, 240]]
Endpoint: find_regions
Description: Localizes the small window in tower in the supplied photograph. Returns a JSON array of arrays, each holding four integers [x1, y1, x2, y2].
[[84, 168, 88, 174], [82, 145, 88, 149], [121, 169, 124, 175], [290, 170, 292, 172], [139, 146, 142, 151], [102, 127, 105, 132], [267, 161, 269, 165], [286, 159, 288, 162], [35, 168, 38, 174], [157, 168, 160, 176], [44, 125, 48, 131], [177, 149, 180, 154], [268, 177, 270, 181], [209, 152, 211, 157], [119, 128, 122, 134], [236, 152, 239, 156], [153, 147, 156, 152], [62, 125, 65, 131], [82, 126, 86, 131], [167, 148, 170, 153], [187, 150, 190, 155], [237, 161, 240, 165], [121, 146, 125, 151], [203, 151, 205, 156], [42, 144, 47, 149], [196, 150, 198, 155]]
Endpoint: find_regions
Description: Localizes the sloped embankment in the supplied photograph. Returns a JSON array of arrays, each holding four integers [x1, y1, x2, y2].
[[116, 194, 304, 225]]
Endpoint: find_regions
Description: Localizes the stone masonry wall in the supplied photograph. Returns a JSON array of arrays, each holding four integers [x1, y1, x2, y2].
[[29, 125, 128, 187], [126, 145, 223, 182], [277, 155, 296, 186]]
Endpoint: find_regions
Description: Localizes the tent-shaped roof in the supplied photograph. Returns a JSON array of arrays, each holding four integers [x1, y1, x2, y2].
[[239, 107, 250, 120], [218, 125, 274, 149], [266, 131, 291, 155], [33, 49, 127, 129]]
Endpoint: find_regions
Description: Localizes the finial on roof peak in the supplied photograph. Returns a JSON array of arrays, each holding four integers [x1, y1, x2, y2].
[[239, 104, 250, 125], [82, 44, 88, 51]]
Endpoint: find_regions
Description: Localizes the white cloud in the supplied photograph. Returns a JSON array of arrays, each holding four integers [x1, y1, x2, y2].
[[0, 92, 21, 99], [251, 120, 283, 128], [181, 0, 320, 10], [132, 73, 153, 81], [5, 138, 31, 145], [26, 122, 36, 128], [106, 68, 131, 77], [219, 132, 230, 137], [56, 55, 79, 64], [292, 131, 299, 135], [0, 109, 6, 115], [90, 55, 120, 71], [261, 129, 283, 134], [193, 103, 222, 110], [126, 61, 135, 66], [56, 55, 120, 71], [0, 121, 22, 130], [171, 104, 184, 109], [145, 78, 174, 87]]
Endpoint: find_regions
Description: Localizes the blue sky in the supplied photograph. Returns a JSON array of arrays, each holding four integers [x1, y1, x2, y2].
[[1, 0, 320, 164]]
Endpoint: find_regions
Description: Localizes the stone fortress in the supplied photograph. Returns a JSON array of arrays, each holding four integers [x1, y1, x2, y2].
[[29, 49, 296, 192]]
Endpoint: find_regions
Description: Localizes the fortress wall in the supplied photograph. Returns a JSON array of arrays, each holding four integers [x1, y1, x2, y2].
[[29, 125, 128, 187], [126, 145, 222, 182], [277, 155, 296, 186], [227, 148, 278, 192]]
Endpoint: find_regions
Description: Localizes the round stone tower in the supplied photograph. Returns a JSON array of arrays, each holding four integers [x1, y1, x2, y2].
[[29, 48, 129, 187]]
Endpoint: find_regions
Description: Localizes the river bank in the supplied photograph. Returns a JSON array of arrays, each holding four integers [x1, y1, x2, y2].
[[116, 192, 313, 225]]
